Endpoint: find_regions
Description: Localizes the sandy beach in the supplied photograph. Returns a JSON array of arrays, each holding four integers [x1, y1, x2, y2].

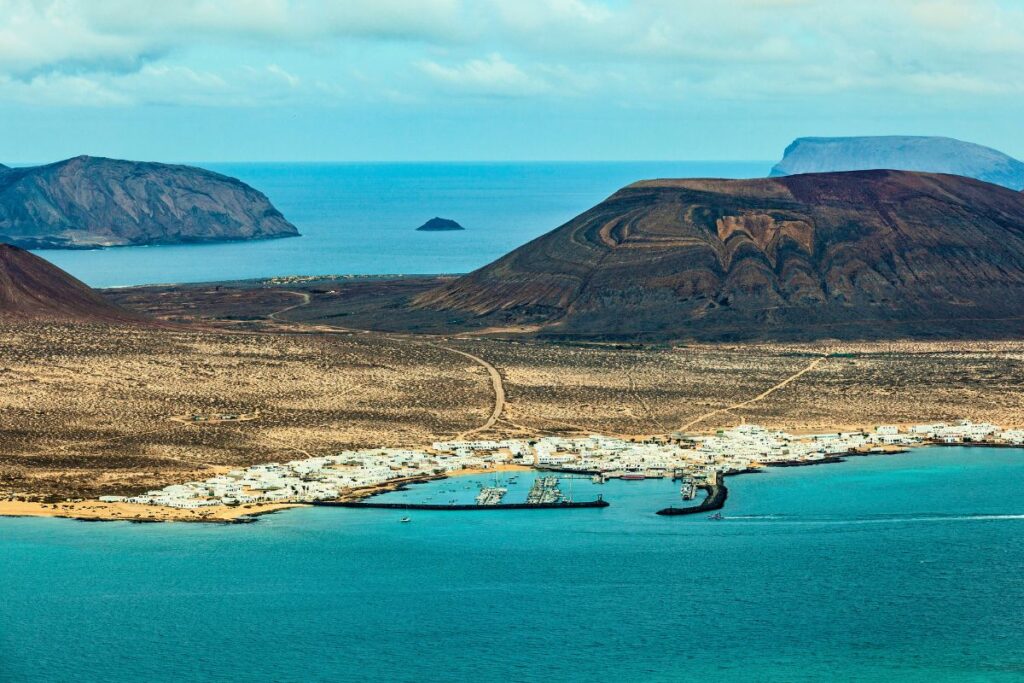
[[0, 500, 303, 524]]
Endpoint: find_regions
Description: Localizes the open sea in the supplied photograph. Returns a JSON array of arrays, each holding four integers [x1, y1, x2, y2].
[[3, 447, 1024, 682], [33, 161, 770, 288]]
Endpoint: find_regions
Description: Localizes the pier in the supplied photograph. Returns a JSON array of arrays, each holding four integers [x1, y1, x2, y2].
[[475, 487, 507, 506], [527, 476, 562, 504]]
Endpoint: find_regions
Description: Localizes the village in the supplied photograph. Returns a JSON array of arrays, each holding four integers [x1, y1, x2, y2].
[[99, 419, 1024, 510]]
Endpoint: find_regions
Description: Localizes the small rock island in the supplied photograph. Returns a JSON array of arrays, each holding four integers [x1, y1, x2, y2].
[[416, 217, 465, 231]]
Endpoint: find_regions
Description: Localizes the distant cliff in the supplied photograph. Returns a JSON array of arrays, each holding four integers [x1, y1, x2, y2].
[[0, 156, 299, 249], [770, 136, 1024, 190]]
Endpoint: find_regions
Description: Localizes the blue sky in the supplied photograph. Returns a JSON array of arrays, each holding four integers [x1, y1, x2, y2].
[[2, 0, 1023, 163]]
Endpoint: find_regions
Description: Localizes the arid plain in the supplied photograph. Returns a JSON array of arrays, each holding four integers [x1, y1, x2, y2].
[[3, 276, 1024, 509]]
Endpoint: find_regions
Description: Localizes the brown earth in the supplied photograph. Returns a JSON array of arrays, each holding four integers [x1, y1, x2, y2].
[[8, 281, 1024, 504]]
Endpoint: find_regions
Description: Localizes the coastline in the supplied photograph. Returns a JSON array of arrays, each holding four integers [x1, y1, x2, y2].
[[0, 444, 1009, 525], [0, 464, 534, 525]]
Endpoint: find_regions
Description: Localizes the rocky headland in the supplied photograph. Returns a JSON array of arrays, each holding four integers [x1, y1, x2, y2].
[[0, 156, 298, 249]]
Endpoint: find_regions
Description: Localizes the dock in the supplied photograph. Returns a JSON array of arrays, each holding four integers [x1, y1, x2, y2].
[[475, 487, 507, 506], [526, 476, 563, 504]]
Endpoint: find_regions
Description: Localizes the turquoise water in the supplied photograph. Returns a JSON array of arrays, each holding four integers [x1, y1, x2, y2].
[[3, 447, 1024, 682], [34, 161, 769, 288]]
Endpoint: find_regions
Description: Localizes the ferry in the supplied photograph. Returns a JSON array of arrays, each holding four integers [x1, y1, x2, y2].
[[620, 473, 646, 481]]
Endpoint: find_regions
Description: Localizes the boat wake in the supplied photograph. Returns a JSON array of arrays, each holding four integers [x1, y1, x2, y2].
[[724, 513, 1024, 525]]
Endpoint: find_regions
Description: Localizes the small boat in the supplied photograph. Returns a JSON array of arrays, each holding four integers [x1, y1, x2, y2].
[[400, 516, 411, 523], [707, 512, 724, 521]]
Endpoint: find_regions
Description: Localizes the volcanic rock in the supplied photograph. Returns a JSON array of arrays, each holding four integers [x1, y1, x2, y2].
[[414, 170, 1024, 340], [0, 244, 145, 323], [416, 217, 465, 231]]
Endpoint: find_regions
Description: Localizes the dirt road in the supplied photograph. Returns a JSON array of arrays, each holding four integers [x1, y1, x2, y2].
[[678, 354, 830, 433]]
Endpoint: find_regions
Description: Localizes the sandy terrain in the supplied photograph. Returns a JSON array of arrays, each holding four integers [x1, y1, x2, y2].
[[0, 500, 301, 523], [6, 285, 1024, 520]]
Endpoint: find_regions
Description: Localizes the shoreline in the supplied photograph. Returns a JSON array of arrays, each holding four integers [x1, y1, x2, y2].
[[0, 444, 1012, 525], [0, 464, 534, 525], [0, 500, 304, 525]]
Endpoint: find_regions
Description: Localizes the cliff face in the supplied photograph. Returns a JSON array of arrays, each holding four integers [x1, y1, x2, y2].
[[414, 170, 1024, 340], [0, 156, 299, 249], [0, 244, 145, 323], [770, 136, 1024, 190]]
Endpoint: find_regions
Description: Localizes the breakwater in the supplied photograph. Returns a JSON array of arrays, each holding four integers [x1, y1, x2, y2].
[[311, 498, 609, 511], [656, 473, 728, 516]]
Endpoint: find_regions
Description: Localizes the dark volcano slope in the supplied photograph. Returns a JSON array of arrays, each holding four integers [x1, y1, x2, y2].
[[0, 244, 146, 323], [414, 170, 1024, 341]]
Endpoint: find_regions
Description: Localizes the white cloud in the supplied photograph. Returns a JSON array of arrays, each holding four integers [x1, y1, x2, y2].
[[0, 62, 328, 107], [417, 53, 550, 97]]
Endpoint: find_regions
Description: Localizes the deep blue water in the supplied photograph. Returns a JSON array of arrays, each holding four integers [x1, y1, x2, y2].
[[34, 161, 769, 288], [3, 447, 1024, 682]]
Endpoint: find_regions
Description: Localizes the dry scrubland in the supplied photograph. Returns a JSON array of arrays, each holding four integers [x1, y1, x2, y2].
[[466, 339, 1024, 437], [4, 313, 1024, 502], [0, 322, 489, 500]]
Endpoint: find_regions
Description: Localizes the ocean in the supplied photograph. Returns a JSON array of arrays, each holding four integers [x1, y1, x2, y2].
[[3, 447, 1024, 682], [33, 161, 770, 288]]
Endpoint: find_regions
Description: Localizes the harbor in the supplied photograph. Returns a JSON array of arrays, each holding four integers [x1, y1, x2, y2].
[[315, 473, 608, 511], [82, 418, 1024, 517]]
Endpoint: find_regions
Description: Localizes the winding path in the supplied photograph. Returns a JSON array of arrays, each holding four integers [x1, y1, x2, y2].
[[258, 288, 507, 440], [430, 343, 507, 439], [267, 290, 312, 321], [678, 354, 830, 433]]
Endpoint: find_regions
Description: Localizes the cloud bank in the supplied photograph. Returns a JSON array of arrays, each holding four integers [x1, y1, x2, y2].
[[1, 0, 1022, 107]]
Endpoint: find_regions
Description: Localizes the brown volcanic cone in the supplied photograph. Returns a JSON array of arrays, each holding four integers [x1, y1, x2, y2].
[[415, 170, 1024, 340], [0, 244, 144, 323]]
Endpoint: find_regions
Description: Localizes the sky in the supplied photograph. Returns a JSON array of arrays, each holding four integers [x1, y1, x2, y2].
[[2, 0, 1024, 163]]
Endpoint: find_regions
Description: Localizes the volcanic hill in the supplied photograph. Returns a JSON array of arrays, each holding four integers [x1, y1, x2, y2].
[[771, 136, 1024, 190], [0, 244, 145, 323], [0, 156, 298, 249], [414, 170, 1024, 341]]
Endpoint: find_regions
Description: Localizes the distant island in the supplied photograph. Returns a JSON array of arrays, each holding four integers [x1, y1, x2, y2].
[[770, 135, 1024, 190], [0, 156, 299, 249], [416, 217, 464, 231]]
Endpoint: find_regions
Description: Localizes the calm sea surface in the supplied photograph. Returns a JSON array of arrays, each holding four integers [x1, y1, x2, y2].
[[34, 161, 769, 288], [3, 447, 1024, 682]]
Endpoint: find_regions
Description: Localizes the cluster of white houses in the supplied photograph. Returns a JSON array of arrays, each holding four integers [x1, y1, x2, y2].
[[100, 420, 1023, 509]]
